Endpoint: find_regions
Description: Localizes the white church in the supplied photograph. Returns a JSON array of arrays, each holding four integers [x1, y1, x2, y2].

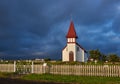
[[62, 21, 88, 62]]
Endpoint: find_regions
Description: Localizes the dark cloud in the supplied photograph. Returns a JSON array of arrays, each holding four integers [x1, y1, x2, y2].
[[0, 0, 120, 60]]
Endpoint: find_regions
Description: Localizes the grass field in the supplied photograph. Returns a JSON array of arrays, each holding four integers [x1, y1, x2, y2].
[[21, 74, 120, 84], [0, 72, 14, 78], [0, 72, 120, 84]]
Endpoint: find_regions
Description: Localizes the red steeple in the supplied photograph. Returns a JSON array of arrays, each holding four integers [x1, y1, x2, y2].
[[66, 21, 78, 38]]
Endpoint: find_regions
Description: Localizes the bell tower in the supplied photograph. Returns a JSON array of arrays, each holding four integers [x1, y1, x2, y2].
[[66, 21, 78, 43]]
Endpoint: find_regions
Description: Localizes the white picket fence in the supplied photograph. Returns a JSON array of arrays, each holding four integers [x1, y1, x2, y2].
[[0, 63, 120, 77], [48, 65, 120, 77], [0, 64, 14, 72]]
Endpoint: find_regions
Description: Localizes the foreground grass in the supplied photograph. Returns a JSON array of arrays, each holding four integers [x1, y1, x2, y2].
[[21, 74, 120, 84], [0, 72, 119, 84], [0, 72, 14, 78]]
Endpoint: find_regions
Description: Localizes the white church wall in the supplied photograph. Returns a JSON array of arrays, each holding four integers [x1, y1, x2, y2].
[[62, 43, 88, 62], [62, 47, 69, 61], [62, 43, 76, 61], [84, 52, 88, 62], [82, 50, 85, 62], [76, 45, 83, 62]]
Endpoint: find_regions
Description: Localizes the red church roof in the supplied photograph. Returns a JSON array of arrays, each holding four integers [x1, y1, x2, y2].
[[66, 21, 78, 38]]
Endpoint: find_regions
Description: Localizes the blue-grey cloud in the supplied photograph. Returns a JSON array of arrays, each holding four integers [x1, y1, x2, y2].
[[0, 0, 120, 60]]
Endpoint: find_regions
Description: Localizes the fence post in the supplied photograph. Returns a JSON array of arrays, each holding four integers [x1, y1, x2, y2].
[[14, 61, 16, 72], [31, 61, 34, 73]]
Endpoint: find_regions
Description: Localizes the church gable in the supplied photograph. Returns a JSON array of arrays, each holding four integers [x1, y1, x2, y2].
[[76, 43, 87, 53], [76, 45, 82, 52]]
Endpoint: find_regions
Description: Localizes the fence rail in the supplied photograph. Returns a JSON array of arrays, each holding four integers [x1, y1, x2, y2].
[[0, 62, 120, 77], [0, 64, 14, 72], [49, 65, 120, 77]]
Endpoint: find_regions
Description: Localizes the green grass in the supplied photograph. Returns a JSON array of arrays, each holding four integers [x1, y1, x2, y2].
[[0, 72, 119, 84], [21, 74, 120, 84], [0, 72, 14, 78]]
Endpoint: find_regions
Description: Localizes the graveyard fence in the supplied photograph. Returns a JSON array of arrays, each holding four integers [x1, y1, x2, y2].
[[0, 62, 120, 77]]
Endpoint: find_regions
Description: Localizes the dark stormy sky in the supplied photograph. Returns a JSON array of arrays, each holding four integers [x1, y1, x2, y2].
[[0, 0, 120, 60]]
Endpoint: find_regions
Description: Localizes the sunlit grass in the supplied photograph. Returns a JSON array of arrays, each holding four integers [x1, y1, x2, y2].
[[21, 74, 120, 84], [0, 72, 120, 84], [0, 72, 14, 78]]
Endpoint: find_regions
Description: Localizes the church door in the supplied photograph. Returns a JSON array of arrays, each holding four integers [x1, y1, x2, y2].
[[69, 51, 74, 61]]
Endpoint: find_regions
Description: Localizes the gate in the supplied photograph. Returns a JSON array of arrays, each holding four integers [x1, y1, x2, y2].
[[16, 61, 32, 74]]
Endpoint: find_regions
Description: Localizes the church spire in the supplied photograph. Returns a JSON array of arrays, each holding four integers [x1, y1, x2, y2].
[[66, 21, 78, 38]]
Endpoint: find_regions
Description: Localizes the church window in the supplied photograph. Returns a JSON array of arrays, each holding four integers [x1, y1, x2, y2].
[[70, 38, 71, 42], [73, 38, 75, 42], [68, 39, 69, 42], [77, 47, 79, 51]]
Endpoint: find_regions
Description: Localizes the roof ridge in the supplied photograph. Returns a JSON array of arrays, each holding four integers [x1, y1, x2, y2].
[[76, 43, 87, 53]]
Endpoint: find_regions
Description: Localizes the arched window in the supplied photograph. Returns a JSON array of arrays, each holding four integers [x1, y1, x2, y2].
[[69, 51, 74, 61], [77, 47, 79, 51]]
